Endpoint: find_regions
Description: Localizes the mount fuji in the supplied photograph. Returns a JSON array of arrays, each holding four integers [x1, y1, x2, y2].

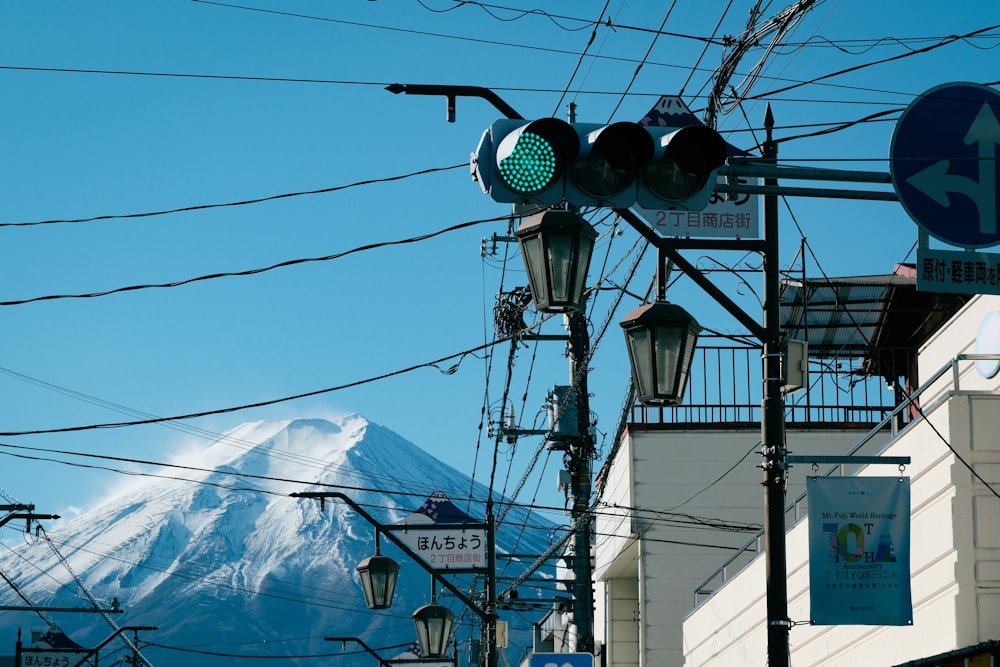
[[0, 415, 559, 666]]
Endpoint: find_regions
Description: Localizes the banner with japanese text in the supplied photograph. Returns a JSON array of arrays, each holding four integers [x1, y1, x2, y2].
[[807, 476, 912, 625]]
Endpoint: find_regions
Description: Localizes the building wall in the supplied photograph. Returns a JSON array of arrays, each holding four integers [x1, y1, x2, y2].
[[603, 577, 639, 667], [596, 427, 886, 666], [682, 295, 1000, 666]]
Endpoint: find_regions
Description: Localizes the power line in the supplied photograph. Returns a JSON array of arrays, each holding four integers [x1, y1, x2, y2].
[[749, 22, 1000, 102], [0, 164, 463, 228], [0, 440, 763, 535], [0, 215, 502, 307], [143, 641, 394, 660], [770, 32, 1000, 54], [0, 339, 499, 436]]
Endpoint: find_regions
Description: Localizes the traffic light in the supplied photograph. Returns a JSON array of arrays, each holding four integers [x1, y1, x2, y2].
[[472, 118, 728, 211]]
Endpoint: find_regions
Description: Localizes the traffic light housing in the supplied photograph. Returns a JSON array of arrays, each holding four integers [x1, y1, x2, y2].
[[472, 118, 728, 211]]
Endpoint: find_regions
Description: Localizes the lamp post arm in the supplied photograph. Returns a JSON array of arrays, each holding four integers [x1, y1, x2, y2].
[[290, 491, 489, 621], [615, 207, 767, 340], [324, 637, 391, 667], [68, 626, 157, 667], [385, 83, 523, 121]]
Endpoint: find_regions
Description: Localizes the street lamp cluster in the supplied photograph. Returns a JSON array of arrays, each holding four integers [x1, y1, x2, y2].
[[290, 491, 477, 663], [353, 537, 455, 659], [515, 209, 700, 405]]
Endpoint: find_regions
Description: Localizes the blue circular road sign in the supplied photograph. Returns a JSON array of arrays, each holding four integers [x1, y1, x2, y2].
[[890, 82, 1000, 248]]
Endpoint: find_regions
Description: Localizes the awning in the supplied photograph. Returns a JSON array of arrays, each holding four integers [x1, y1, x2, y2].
[[780, 264, 969, 376]]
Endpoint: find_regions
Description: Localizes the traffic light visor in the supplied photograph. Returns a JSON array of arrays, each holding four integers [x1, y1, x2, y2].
[[495, 118, 578, 195], [571, 122, 655, 199], [642, 125, 727, 202]]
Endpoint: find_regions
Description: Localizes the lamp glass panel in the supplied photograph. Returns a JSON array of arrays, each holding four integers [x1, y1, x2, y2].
[[654, 325, 685, 397], [414, 621, 432, 657], [359, 572, 375, 608], [546, 233, 575, 305], [625, 328, 653, 398], [518, 233, 548, 306], [571, 232, 595, 307], [370, 567, 397, 609]]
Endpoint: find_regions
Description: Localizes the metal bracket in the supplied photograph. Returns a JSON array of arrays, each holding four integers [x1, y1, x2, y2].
[[786, 455, 910, 466]]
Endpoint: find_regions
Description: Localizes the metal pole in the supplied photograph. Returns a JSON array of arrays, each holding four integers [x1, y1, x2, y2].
[[484, 505, 499, 667], [761, 105, 791, 667], [567, 310, 595, 654], [323, 637, 391, 667]]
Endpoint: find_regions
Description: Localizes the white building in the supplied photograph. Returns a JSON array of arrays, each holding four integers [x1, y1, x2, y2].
[[592, 270, 1000, 666]]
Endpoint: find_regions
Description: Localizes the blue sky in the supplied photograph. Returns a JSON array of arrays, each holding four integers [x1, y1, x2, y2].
[[0, 0, 997, 525]]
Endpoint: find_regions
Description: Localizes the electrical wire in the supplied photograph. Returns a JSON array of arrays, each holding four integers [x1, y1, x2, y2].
[[0, 367, 475, 497], [606, 0, 678, 120], [0, 164, 464, 228], [419, 0, 594, 32], [900, 390, 1000, 502], [749, 22, 1000, 102], [0, 441, 765, 537], [549, 0, 611, 117], [0, 339, 499, 436], [0, 215, 503, 307]]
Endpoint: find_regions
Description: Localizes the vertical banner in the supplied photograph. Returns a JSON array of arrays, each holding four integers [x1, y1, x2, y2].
[[808, 476, 912, 625]]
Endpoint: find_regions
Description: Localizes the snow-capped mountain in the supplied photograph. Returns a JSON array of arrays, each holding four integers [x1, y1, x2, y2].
[[0, 415, 558, 666]]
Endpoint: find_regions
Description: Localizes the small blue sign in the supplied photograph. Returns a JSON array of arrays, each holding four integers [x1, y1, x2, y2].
[[528, 652, 594, 667], [890, 82, 1000, 248]]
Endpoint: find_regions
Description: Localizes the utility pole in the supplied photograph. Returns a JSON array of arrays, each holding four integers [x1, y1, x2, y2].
[[566, 309, 595, 654], [483, 499, 499, 667], [760, 105, 791, 667]]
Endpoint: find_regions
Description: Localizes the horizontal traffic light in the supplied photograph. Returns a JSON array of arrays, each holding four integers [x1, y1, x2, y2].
[[472, 118, 728, 211]]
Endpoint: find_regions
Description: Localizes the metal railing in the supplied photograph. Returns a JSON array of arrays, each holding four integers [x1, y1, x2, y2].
[[629, 344, 902, 428], [689, 353, 1000, 608]]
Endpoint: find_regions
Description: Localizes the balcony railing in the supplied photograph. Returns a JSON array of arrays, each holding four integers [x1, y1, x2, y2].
[[629, 343, 902, 428]]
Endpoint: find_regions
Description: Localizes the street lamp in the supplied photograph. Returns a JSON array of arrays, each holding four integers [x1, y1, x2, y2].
[[355, 537, 399, 610], [292, 491, 497, 667], [514, 209, 596, 313], [620, 301, 701, 405], [412, 599, 455, 658]]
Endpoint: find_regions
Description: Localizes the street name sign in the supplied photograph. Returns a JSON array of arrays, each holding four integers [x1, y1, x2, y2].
[[18, 647, 94, 666], [635, 175, 760, 239], [890, 82, 1000, 248], [389, 524, 487, 571]]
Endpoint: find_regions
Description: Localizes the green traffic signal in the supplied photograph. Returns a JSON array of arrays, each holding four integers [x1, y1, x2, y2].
[[472, 117, 727, 210], [496, 130, 559, 194]]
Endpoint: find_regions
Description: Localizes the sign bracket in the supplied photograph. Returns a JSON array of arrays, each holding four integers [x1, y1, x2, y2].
[[786, 455, 910, 467]]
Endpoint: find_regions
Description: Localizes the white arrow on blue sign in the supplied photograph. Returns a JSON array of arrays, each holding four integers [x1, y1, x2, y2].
[[890, 82, 1000, 248]]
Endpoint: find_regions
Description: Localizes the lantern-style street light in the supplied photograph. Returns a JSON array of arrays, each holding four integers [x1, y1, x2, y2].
[[514, 209, 596, 313], [412, 599, 456, 659], [620, 301, 701, 405], [355, 536, 399, 610], [292, 491, 496, 667]]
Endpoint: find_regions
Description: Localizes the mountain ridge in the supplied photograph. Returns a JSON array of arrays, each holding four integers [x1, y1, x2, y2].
[[0, 414, 554, 666]]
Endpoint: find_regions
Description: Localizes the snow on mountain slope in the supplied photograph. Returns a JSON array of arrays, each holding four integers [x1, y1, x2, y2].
[[0, 415, 556, 666]]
